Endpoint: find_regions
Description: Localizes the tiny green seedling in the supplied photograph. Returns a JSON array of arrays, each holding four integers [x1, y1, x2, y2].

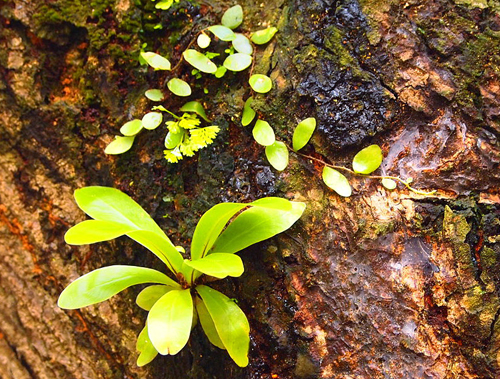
[[58, 186, 305, 367]]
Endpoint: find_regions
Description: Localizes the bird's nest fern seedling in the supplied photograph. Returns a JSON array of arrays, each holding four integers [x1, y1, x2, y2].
[[58, 186, 305, 367]]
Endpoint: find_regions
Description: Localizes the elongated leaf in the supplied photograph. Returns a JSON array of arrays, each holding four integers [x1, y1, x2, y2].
[[191, 203, 248, 260], [58, 266, 179, 309], [197, 285, 249, 367], [250, 27, 278, 44], [164, 130, 184, 149], [184, 253, 244, 279], [145, 89, 164, 102], [64, 220, 135, 245], [140, 52, 171, 70], [249, 74, 272, 93], [352, 144, 383, 174], [136, 285, 173, 311], [265, 141, 288, 171], [223, 53, 252, 72], [292, 117, 316, 151], [148, 289, 193, 355], [104, 136, 135, 155], [180, 101, 210, 121], [183, 49, 217, 73], [197, 33, 211, 49], [210, 201, 305, 255], [167, 78, 192, 97], [252, 120, 275, 146], [137, 325, 158, 367], [322, 166, 351, 197], [221, 5, 243, 29], [208, 25, 236, 41], [195, 296, 225, 349], [142, 112, 163, 130], [120, 119, 143, 136], [251, 197, 293, 210], [232, 33, 253, 55], [241, 97, 256, 126]]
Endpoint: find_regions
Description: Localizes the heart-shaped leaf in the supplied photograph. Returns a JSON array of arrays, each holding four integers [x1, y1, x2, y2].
[[292, 117, 316, 151], [352, 144, 383, 174], [183, 49, 217, 73], [167, 78, 192, 97], [250, 27, 278, 44], [249, 74, 272, 93], [252, 119, 275, 146], [105, 136, 135, 155], [221, 5, 243, 29], [223, 53, 252, 72], [322, 166, 352, 197], [265, 141, 288, 171], [120, 119, 143, 136]]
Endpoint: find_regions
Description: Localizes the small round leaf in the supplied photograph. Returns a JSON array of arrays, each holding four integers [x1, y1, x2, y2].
[[232, 34, 253, 55], [208, 25, 236, 41], [145, 89, 164, 102], [381, 178, 397, 190], [249, 74, 272, 93], [197, 33, 211, 49], [250, 27, 278, 44], [120, 120, 143, 136], [167, 78, 192, 97], [265, 141, 289, 171], [221, 5, 243, 29], [352, 144, 383, 174], [322, 167, 352, 197], [215, 66, 227, 78], [105, 136, 135, 155], [140, 52, 171, 70], [142, 112, 163, 130], [223, 53, 252, 72], [252, 120, 275, 146], [183, 49, 217, 74], [292, 117, 316, 151]]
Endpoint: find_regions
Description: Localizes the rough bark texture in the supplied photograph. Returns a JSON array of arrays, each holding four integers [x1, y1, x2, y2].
[[1, 0, 500, 378]]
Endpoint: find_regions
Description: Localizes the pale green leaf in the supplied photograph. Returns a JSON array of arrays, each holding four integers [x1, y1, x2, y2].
[[250, 27, 278, 44], [58, 265, 179, 309], [120, 119, 143, 136], [265, 141, 288, 171], [241, 97, 256, 126], [148, 289, 193, 355], [221, 5, 243, 29], [292, 117, 316, 151], [223, 53, 252, 72], [196, 285, 249, 367], [352, 144, 383, 174], [322, 166, 352, 197], [195, 296, 225, 349], [249, 74, 272, 93], [104, 136, 135, 155], [184, 253, 244, 279], [155, 0, 174, 10], [252, 120, 275, 146], [145, 89, 164, 102], [183, 49, 217, 73], [208, 25, 236, 41], [140, 52, 171, 70], [210, 200, 305, 255], [167, 78, 192, 97], [197, 33, 211, 49], [164, 130, 184, 149], [232, 34, 253, 55], [64, 220, 135, 245], [381, 178, 397, 190], [136, 325, 158, 367], [136, 285, 173, 311], [180, 101, 210, 121], [142, 112, 163, 130]]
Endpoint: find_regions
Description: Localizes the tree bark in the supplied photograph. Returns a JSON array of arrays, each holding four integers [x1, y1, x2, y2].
[[1, 0, 500, 378]]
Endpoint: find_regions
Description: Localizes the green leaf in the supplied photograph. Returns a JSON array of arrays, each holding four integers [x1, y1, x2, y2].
[[196, 285, 249, 367], [214, 66, 227, 78], [120, 120, 143, 136], [250, 27, 278, 44], [252, 120, 275, 146], [164, 130, 184, 149], [155, 0, 174, 10], [64, 220, 135, 245], [352, 144, 383, 174], [136, 325, 158, 367], [140, 52, 171, 70], [249, 74, 272, 93], [104, 136, 135, 155], [184, 253, 244, 279], [180, 101, 210, 122], [197, 33, 211, 49], [381, 178, 397, 190], [223, 53, 252, 72], [208, 25, 236, 41], [145, 89, 164, 102], [147, 289, 193, 355], [195, 296, 225, 349], [167, 78, 192, 97], [136, 285, 173, 311], [210, 199, 305, 255], [265, 141, 289, 171], [232, 34, 253, 55], [221, 5, 243, 29], [142, 112, 163, 130], [183, 49, 217, 74], [292, 117, 316, 151], [322, 166, 352, 197], [58, 265, 179, 309], [241, 97, 256, 126]]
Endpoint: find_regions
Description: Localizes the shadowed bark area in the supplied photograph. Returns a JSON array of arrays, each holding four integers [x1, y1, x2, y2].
[[1, 0, 500, 378]]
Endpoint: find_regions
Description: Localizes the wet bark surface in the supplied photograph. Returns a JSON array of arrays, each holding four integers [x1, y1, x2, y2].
[[1, 0, 500, 378]]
